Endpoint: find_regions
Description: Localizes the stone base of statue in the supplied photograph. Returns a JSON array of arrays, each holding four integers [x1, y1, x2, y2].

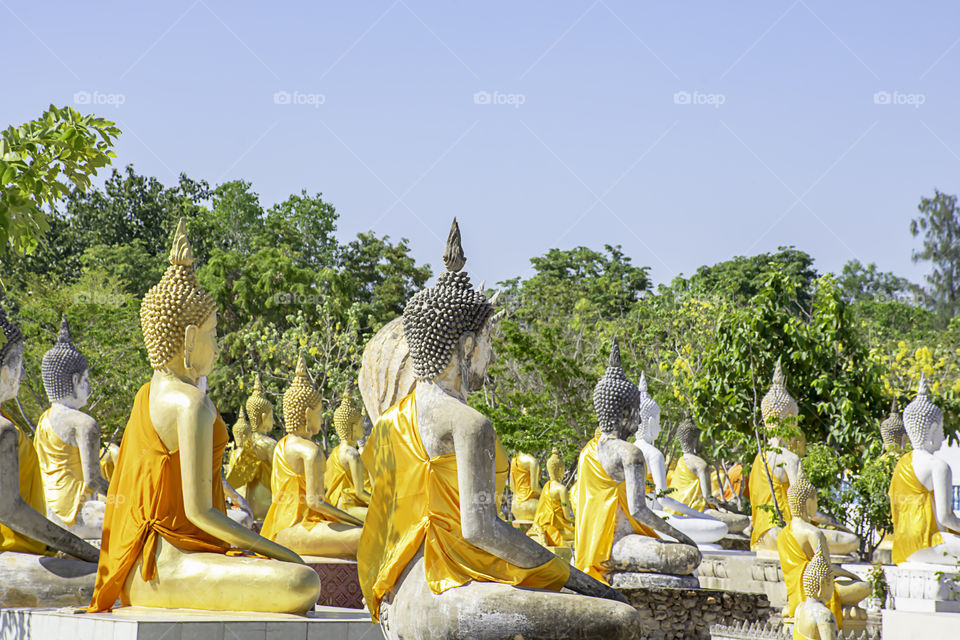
[[618, 585, 772, 640], [609, 571, 700, 589], [718, 533, 751, 551], [0, 552, 97, 608], [303, 556, 364, 609], [696, 550, 768, 596], [881, 609, 960, 640], [0, 605, 375, 640], [883, 563, 960, 613]]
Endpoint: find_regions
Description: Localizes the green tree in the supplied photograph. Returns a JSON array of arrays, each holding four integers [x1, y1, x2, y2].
[[912, 190, 960, 322], [837, 259, 913, 303]]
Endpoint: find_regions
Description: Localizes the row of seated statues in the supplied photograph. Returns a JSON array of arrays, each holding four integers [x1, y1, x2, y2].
[[0, 216, 957, 640]]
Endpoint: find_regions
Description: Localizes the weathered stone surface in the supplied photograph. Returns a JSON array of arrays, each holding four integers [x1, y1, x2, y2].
[[619, 586, 772, 640], [0, 551, 97, 607], [611, 572, 700, 589]]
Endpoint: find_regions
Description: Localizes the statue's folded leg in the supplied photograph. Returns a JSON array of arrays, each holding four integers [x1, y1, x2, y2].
[[835, 576, 871, 607], [705, 508, 749, 535], [125, 536, 320, 613], [608, 534, 700, 576], [383, 556, 641, 640], [272, 521, 361, 559], [820, 529, 859, 556]]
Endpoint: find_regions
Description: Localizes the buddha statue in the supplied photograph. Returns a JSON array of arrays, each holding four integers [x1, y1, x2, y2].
[[510, 450, 541, 522], [87, 219, 320, 613], [528, 448, 575, 549], [631, 372, 727, 546], [259, 352, 363, 558], [792, 540, 839, 640], [575, 340, 702, 588], [750, 360, 859, 555], [669, 416, 751, 535], [358, 219, 641, 640], [224, 374, 276, 520], [880, 398, 906, 456], [888, 375, 960, 565], [777, 468, 869, 629], [323, 387, 371, 521], [33, 316, 109, 540]]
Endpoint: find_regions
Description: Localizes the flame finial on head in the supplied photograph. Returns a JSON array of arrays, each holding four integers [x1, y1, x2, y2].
[[57, 315, 72, 343], [168, 217, 196, 267]]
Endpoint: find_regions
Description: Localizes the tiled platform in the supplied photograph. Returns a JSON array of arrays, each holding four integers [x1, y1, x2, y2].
[[0, 605, 381, 640]]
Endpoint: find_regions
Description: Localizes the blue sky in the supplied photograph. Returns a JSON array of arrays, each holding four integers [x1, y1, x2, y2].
[[3, 1, 959, 288]]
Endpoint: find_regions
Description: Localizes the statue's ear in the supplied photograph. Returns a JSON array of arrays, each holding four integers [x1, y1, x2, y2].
[[459, 332, 477, 358], [72, 371, 84, 395], [183, 324, 199, 357]]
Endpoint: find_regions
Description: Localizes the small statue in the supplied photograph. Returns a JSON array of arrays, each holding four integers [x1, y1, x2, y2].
[[224, 374, 276, 520], [358, 219, 641, 640], [880, 397, 906, 456], [888, 375, 960, 564], [510, 450, 541, 522], [260, 352, 363, 557], [750, 360, 858, 555], [778, 468, 869, 628], [34, 316, 109, 539], [575, 339, 701, 587], [631, 373, 727, 545], [670, 416, 750, 534], [88, 219, 320, 613], [793, 540, 839, 640], [528, 448, 575, 548], [323, 387, 372, 521]]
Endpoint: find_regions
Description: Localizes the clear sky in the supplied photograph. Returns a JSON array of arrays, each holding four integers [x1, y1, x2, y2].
[[4, 1, 959, 288]]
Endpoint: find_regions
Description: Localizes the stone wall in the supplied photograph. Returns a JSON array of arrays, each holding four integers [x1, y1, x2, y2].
[[620, 587, 772, 640]]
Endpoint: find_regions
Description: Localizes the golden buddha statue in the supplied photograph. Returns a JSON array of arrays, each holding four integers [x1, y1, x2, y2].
[[777, 468, 868, 629], [323, 387, 371, 521], [259, 352, 363, 558], [87, 219, 320, 614], [792, 540, 839, 640], [224, 374, 276, 520], [510, 450, 541, 522], [528, 448, 575, 549]]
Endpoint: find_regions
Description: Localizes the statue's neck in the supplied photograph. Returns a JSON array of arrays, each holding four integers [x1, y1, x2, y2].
[[417, 377, 466, 404]]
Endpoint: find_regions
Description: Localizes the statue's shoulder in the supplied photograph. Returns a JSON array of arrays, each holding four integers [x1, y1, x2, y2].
[[286, 433, 323, 460], [0, 414, 15, 435]]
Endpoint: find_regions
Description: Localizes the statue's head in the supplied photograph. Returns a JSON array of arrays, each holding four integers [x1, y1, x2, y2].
[[593, 339, 641, 439], [232, 406, 253, 449], [802, 539, 834, 601], [635, 372, 662, 443], [333, 387, 363, 446], [761, 359, 799, 432], [546, 447, 564, 482], [41, 316, 90, 408], [246, 373, 274, 433], [141, 218, 219, 379], [786, 465, 816, 520], [903, 374, 943, 452], [880, 397, 906, 452], [677, 415, 700, 454], [402, 219, 502, 392], [283, 352, 323, 435], [0, 308, 25, 401]]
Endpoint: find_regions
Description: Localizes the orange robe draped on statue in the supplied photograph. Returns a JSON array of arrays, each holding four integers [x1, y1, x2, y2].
[[357, 393, 569, 622], [34, 410, 93, 526], [777, 525, 843, 629], [532, 480, 575, 547], [750, 452, 791, 548], [0, 411, 48, 555], [510, 454, 540, 505], [574, 435, 658, 583], [88, 383, 233, 612], [889, 451, 944, 564], [323, 444, 368, 510]]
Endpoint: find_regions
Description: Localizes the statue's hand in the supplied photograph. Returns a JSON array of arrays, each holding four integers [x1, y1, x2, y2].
[[564, 566, 629, 604]]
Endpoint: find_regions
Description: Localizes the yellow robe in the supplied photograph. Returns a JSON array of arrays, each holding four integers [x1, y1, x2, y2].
[[34, 410, 93, 526], [669, 456, 707, 512], [88, 383, 235, 612], [777, 525, 843, 629], [357, 393, 569, 622], [260, 435, 340, 540], [573, 436, 658, 583], [532, 480, 574, 547], [510, 455, 540, 504], [889, 451, 944, 564], [750, 452, 791, 548], [0, 413, 48, 555], [324, 444, 368, 510]]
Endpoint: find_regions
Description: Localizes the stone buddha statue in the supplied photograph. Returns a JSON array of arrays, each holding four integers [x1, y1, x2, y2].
[[224, 374, 276, 521], [259, 352, 363, 559], [888, 375, 960, 565], [87, 219, 320, 613], [323, 387, 371, 521], [792, 540, 839, 640], [631, 372, 727, 546], [575, 340, 701, 589], [880, 398, 906, 456], [670, 416, 750, 535], [358, 219, 641, 640], [510, 450, 541, 522], [777, 468, 869, 629], [750, 361, 859, 556], [33, 316, 109, 540], [528, 448, 575, 549]]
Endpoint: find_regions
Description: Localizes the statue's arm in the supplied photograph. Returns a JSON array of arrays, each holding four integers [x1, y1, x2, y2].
[[177, 401, 304, 564], [526, 456, 541, 493], [817, 613, 838, 640], [692, 457, 719, 508], [75, 417, 110, 496], [300, 442, 363, 526], [556, 484, 574, 523], [0, 423, 99, 562], [221, 475, 253, 516], [621, 444, 699, 549], [341, 447, 371, 505], [929, 457, 960, 533]]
